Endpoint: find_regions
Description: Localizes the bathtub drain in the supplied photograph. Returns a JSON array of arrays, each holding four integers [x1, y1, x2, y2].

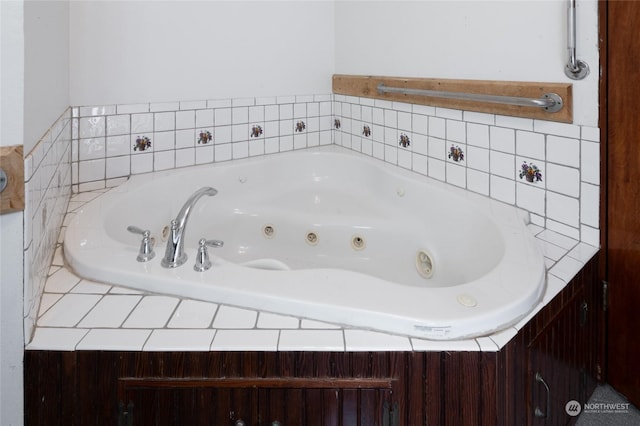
[[415, 249, 434, 279]]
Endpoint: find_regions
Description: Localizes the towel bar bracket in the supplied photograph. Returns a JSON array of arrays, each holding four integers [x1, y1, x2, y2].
[[565, 59, 589, 81]]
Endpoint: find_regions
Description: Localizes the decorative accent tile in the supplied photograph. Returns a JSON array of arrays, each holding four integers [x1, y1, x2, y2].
[[295, 120, 306, 132], [362, 124, 371, 137], [519, 161, 542, 182], [448, 144, 464, 162], [250, 124, 263, 138], [334, 118, 341, 129], [197, 130, 213, 144], [133, 135, 151, 151], [399, 133, 410, 148]]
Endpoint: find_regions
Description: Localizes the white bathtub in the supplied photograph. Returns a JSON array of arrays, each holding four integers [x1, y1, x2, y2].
[[64, 146, 545, 340]]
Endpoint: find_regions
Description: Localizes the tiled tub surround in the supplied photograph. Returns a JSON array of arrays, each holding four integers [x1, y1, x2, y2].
[[333, 95, 600, 246], [23, 109, 73, 343], [27, 91, 600, 351], [28, 188, 597, 352], [71, 95, 334, 193], [71, 94, 599, 247]]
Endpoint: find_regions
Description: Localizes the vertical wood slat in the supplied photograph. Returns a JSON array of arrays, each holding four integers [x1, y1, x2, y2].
[[342, 389, 359, 426], [322, 388, 340, 426], [425, 351, 443, 425], [480, 352, 497, 424]]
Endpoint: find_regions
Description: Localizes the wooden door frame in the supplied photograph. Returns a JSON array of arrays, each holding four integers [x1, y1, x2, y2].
[[599, 0, 640, 405], [597, 0, 608, 384]]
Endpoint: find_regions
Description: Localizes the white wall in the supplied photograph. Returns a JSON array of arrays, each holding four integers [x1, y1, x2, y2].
[[1, 1, 70, 424], [335, 0, 599, 126], [70, 1, 336, 106], [24, 0, 70, 154], [0, 1, 26, 423], [69, 1, 598, 124]]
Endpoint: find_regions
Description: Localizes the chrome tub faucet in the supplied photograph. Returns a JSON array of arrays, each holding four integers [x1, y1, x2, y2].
[[161, 186, 218, 268]]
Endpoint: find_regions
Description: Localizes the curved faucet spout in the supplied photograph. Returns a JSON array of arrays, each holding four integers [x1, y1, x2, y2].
[[161, 186, 217, 268], [175, 187, 217, 232]]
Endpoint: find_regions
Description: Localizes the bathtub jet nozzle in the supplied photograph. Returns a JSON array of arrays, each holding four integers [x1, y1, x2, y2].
[[161, 186, 218, 268]]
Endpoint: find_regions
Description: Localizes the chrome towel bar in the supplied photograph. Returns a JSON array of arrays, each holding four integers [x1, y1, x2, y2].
[[376, 84, 564, 113]]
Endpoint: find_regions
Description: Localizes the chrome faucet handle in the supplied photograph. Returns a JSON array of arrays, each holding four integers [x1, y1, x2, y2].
[[193, 238, 224, 272], [126, 225, 155, 262]]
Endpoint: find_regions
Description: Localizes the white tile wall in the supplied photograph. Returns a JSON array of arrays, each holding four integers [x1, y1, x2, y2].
[[71, 95, 334, 194], [334, 95, 600, 244], [23, 108, 73, 343]]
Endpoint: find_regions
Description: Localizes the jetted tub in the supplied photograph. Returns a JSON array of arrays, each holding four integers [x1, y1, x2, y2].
[[64, 146, 546, 339]]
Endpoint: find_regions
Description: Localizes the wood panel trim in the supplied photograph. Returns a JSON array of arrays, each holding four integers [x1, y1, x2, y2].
[[333, 74, 573, 123], [119, 377, 394, 390], [0, 145, 24, 214]]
